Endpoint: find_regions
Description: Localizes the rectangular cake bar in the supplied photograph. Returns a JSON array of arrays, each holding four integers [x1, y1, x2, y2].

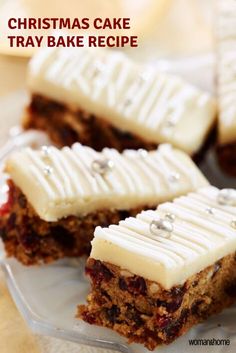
[[24, 47, 216, 156], [79, 186, 236, 350], [217, 0, 236, 175], [0, 143, 208, 265]]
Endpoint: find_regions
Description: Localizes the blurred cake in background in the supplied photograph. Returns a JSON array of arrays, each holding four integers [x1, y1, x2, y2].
[[24, 47, 216, 157], [217, 0, 236, 176]]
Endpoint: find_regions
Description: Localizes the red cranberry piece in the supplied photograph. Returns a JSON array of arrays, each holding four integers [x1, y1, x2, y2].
[[166, 297, 183, 313], [0, 185, 14, 216], [82, 311, 96, 325], [156, 314, 171, 329], [127, 276, 147, 295], [156, 286, 185, 313], [0, 192, 14, 217], [156, 296, 183, 313], [0, 202, 11, 216], [86, 260, 113, 285], [163, 309, 189, 339]]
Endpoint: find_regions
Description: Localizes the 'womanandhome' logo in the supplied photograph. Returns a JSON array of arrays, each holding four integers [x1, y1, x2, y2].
[[189, 338, 230, 346]]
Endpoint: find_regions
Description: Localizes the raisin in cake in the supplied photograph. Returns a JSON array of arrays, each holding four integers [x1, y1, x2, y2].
[[0, 143, 208, 265], [24, 47, 216, 156], [79, 186, 236, 350], [217, 0, 236, 175]]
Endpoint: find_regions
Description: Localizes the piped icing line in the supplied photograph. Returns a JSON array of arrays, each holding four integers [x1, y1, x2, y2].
[[28, 47, 216, 154], [119, 217, 205, 258], [91, 185, 236, 289], [5, 143, 208, 222]]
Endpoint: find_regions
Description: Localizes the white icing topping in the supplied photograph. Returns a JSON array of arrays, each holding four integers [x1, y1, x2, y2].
[[5, 143, 208, 222], [91, 186, 236, 289], [28, 47, 216, 154], [218, 0, 236, 144]]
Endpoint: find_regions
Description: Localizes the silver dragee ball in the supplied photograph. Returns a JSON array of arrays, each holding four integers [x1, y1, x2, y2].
[[217, 189, 236, 206], [41, 145, 51, 156], [165, 213, 176, 223], [43, 165, 53, 176], [91, 159, 114, 175], [150, 219, 173, 239], [138, 148, 148, 158], [168, 172, 180, 183]]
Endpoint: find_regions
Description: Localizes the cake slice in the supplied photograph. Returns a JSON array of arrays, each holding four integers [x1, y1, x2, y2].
[[217, 0, 236, 175], [78, 186, 236, 350], [0, 143, 208, 265], [24, 47, 216, 156]]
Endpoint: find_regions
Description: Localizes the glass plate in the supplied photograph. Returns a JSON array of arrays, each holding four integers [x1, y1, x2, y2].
[[0, 256, 236, 353]]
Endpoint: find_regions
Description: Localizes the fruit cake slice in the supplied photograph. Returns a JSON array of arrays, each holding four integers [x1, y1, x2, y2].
[[79, 186, 236, 350], [24, 47, 216, 156], [217, 0, 236, 175], [0, 143, 208, 265]]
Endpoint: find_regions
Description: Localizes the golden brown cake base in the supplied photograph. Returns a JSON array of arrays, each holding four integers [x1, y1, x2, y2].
[[23, 94, 156, 152], [78, 256, 236, 351], [0, 181, 146, 265], [23, 94, 215, 162], [217, 143, 236, 176]]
